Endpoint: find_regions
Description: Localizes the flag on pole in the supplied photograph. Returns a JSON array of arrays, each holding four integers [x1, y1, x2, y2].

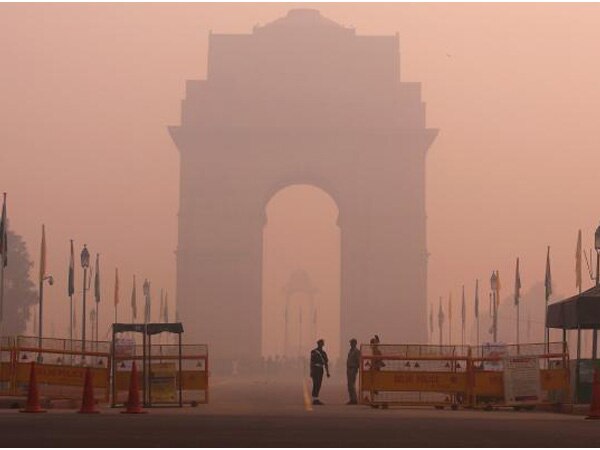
[[94, 254, 100, 304], [114, 268, 119, 307], [461, 285, 466, 327], [163, 291, 169, 322], [495, 270, 501, 306], [68, 240, 75, 297], [514, 257, 521, 306], [39, 224, 46, 283], [438, 296, 444, 343], [159, 289, 164, 323], [131, 275, 137, 321], [143, 279, 151, 323], [0, 193, 7, 267], [474, 279, 479, 318], [429, 303, 434, 336], [576, 230, 583, 292], [545, 246, 552, 301]]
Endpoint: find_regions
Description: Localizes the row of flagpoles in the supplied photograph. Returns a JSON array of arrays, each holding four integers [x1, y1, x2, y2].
[[0, 193, 177, 356], [431, 229, 591, 349]]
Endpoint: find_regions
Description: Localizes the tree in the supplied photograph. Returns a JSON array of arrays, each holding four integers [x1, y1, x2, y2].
[[2, 228, 37, 335]]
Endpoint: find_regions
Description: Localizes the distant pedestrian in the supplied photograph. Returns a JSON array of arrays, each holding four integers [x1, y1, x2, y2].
[[310, 339, 330, 405], [346, 338, 360, 405]]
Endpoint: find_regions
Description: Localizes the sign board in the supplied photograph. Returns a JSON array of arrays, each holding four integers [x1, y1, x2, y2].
[[503, 355, 541, 404], [114, 337, 136, 371], [482, 343, 508, 371], [150, 363, 177, 402]]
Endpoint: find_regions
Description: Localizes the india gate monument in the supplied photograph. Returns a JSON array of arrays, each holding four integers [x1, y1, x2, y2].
[[169, 9, 438, 364]]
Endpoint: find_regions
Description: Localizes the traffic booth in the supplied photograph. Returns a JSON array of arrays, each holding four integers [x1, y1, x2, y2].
[[111, 323, 209, 407], [360, 344, 471, 409]]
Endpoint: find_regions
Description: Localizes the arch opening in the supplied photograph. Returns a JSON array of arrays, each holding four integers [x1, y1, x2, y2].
[[262, 184, 341, 362]]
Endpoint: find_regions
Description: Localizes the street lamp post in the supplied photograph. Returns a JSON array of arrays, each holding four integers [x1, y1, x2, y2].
[[490, 271, 498, 343], [37, 274, 54, 363], [80, 245, 90, 364]]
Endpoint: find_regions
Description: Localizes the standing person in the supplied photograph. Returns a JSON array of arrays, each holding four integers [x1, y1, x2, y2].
[[346, 338, 360, 405], [310, 339, 330, 405]]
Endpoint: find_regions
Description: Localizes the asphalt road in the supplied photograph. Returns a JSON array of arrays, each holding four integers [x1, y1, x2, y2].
[[1, 376, 598, 447]]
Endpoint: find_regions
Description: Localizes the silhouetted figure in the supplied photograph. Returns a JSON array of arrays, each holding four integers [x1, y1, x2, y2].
[[310, 339, 330, 405], [369, 335, 385, 371], [346, 338, 360, 404]]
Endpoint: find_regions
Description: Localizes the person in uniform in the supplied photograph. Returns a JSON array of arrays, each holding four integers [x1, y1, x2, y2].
[[310, 339, 330, 405], [346, 338, 360, 405]]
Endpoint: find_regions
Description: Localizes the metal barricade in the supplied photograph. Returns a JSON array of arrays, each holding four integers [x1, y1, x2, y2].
[[0, 336, 15, 395], [13, 336, 111, 401], [470, 342, 570, 410], [360, 344, 471, 409]]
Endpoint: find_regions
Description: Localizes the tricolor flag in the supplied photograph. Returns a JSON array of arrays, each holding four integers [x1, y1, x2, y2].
[[0, 193, 7, 268], [514, 257, 521, 306], [143, 279, 151, 323], [429, 303, 434, 336], [474, 279, 479, 319], [576, 230, 583, 292], [39, 224, 46, 283], [114, 268, 119, 307], [163, 291, 169, 322], [131, 275, 137, 321], [94, 254, 100, 304], [68, 240, 75, 297], [545, 246, 552, 302], [461, 285, 466, 327], [159, 289, 164, 323], [495, 270, 501, 306]]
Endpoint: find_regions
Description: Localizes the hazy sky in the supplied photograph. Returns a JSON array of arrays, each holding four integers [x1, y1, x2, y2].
[[1, 3, 599, 351]]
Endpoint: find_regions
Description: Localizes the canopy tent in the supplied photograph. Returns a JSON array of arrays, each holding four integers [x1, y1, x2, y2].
[[546, 285, 600, 330]]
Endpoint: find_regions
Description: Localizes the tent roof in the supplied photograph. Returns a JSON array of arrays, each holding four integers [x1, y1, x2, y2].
[[112, 322, 184, 335], [546, 285, 600, 329]]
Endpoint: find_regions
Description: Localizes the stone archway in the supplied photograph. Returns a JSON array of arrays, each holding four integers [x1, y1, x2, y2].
[[169, 9, 437, 365]]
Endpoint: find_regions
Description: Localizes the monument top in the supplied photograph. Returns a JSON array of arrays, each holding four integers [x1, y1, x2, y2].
[[257, 9, 347, 32]]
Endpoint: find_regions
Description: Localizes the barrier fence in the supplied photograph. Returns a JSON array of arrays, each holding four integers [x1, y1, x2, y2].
[[6, 336, 112, 401], [0, 336, 209, 407], [360, 342, 570, 410]]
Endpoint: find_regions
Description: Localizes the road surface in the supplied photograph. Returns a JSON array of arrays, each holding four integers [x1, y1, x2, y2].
[[0, 376, 597, 447]]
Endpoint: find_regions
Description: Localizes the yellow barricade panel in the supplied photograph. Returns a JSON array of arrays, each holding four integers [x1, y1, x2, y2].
[[540, 368, 569, 391], [362, 370, 468, 393], [180, 370, 208, 390], [472, 371, 504, 396], [15, 363, 108, 388]]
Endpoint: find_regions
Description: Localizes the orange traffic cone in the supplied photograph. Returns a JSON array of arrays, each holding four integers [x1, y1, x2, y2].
[[121, 361, 146, 414], [20, 362, 46, 413], [78, 367, 100, 414], [586, 368, 600, 420]]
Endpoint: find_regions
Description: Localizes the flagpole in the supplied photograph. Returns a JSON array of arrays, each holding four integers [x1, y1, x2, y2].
[[475, 279, 479, 348], [37, 224, 46, 363], [0, 193, 6, 377]]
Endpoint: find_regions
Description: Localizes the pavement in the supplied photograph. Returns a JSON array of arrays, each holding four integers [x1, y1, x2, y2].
[[1, 375, 599, 447]]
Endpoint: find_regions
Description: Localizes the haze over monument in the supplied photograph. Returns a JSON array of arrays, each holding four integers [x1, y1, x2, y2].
[[1, 3, 600, 358]]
